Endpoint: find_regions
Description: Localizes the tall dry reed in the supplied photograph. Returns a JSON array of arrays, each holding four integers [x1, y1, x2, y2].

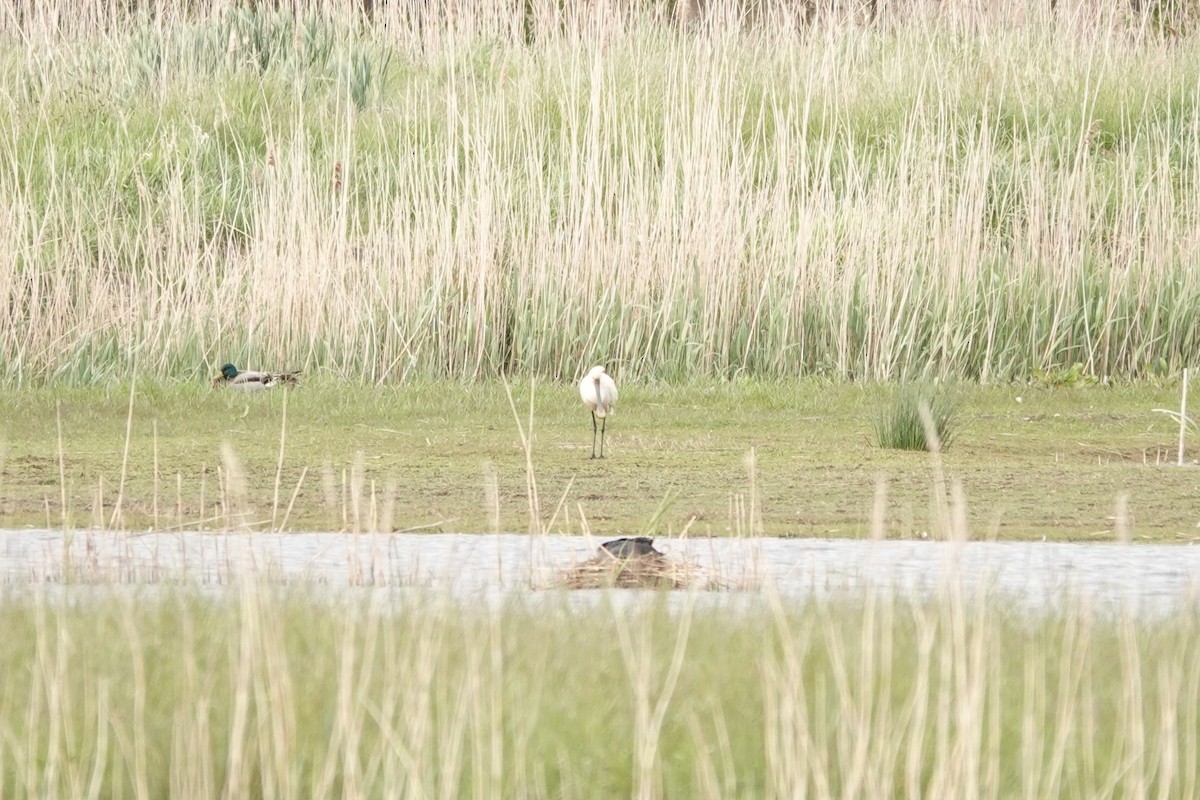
[[1, 0, 1198, 384]]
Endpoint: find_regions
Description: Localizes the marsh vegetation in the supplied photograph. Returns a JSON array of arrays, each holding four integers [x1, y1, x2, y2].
[[3, 3, 1200, 796], [2, 0, 1199, 384], [1, 585, 1197, 798]]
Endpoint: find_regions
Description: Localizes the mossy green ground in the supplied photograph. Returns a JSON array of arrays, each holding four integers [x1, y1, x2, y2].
[[1, 380, 1197, 540]]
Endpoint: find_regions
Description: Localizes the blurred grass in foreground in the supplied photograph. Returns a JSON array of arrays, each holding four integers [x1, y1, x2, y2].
[[0, 583, 1197, 798]]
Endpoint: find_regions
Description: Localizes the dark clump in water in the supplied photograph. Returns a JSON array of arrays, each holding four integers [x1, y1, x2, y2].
[[553, 537, 716, 590], [599, 537, 662, 559]]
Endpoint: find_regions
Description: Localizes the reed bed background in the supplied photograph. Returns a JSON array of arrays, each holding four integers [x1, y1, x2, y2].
[[0, 581, 1196, 798], [1, 0, 1198, 385]]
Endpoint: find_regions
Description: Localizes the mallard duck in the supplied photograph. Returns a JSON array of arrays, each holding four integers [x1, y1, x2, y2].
[[212, 363, 301, 391]]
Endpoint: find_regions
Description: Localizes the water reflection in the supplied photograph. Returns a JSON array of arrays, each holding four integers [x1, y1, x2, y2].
[[2, 530, 1199, 612]]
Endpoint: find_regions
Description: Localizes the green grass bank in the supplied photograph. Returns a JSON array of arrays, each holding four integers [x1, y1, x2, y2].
[[2, 380, 1197, 539], [2, 1, 1200, 384]]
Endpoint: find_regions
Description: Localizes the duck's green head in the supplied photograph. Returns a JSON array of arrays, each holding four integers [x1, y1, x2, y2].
[[219, 363, 239, 380]]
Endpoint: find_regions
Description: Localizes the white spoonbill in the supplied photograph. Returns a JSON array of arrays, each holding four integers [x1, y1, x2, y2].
[[578, 365, 618, 458]]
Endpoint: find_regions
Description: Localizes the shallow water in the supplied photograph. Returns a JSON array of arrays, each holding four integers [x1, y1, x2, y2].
[[2, 530, 1199, 613]]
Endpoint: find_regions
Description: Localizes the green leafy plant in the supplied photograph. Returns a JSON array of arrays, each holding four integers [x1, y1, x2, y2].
[[874, 384, 958, 451], [345, 48, 391, 110], [1030, 362, 1098, 388]]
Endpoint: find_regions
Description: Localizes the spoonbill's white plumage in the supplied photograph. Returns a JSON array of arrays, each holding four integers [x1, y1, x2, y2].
[[578, 365, 618, 458]]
